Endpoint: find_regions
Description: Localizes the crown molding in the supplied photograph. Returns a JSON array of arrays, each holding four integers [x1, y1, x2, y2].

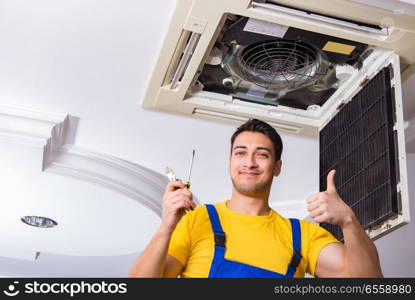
[[0, 104, 171, 216], [46, 145, 167, 215], [0, 104, 68, 169]]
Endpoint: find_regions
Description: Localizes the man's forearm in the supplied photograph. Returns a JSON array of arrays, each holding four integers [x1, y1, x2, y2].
[[341, 215, 383, 277], [128, 227, 173, 278]]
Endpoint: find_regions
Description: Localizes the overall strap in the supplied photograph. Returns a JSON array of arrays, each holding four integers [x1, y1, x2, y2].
[[205, 204, 226, 247], [286, 218, 303, 277]]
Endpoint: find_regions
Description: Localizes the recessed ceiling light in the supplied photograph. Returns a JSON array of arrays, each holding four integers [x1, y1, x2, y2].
[[21, 216, 58, 228]]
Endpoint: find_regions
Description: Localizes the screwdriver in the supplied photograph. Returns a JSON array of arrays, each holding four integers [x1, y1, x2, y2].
[[165, 150, 196, 190], [165, 150, 196, 212], [184, 149, 195, 191]]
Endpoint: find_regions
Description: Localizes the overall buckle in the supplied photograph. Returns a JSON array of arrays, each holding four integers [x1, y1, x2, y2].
[[214, 231, 226, 247]]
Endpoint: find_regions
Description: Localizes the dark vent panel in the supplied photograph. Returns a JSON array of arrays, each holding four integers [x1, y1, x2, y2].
[[319, 66, 400, 241]]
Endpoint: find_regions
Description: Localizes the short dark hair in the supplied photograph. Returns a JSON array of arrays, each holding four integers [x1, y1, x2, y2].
[[230, 118, 283, 161]]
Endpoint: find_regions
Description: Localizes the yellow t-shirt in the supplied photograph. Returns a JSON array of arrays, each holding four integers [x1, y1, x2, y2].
[[168, 200, 339, 278]]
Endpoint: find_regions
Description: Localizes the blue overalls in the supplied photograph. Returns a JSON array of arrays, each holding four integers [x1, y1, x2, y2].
[[205, 204, 302, 278]]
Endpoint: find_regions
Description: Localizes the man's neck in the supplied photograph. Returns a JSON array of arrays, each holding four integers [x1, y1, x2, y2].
[[228, 189, 271, 216]]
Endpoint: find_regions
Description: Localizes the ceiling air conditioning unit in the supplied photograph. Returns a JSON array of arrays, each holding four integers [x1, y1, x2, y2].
[[142, 0, 413, 241]]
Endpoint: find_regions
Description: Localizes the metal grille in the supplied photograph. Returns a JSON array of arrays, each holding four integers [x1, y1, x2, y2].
[[237, 40, 320, 89], [319, 66, 400, 241]]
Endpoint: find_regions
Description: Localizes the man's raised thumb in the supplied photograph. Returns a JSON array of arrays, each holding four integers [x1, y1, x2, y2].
[[326, 169, 337, 192]]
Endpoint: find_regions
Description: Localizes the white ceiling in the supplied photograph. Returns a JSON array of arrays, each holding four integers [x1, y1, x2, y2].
[[0, 0, 414, 277]]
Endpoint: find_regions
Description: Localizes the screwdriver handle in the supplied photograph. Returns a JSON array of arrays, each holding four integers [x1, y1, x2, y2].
[[183, 181, 191, 191]]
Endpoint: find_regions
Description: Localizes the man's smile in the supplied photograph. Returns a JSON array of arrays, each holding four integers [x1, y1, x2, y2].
[[239, 171, 261, 177]]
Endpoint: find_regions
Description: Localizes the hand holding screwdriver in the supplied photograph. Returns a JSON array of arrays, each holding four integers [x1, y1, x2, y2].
[[160, 151, 196, 233]]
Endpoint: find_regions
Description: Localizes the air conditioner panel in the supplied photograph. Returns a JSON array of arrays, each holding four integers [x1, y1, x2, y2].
[[319, 54, 409, 241], [320, 67, 399, 240]]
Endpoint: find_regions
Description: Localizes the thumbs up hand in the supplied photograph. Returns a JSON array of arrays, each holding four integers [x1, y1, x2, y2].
[[306, 170, 355, 228]]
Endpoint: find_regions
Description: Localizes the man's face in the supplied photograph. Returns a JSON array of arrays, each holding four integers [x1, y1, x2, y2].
[[229, 131, 282, 197]]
